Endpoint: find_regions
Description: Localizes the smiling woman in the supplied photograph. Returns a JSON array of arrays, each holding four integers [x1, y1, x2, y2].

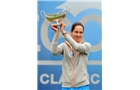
[[70, 22, 84, 43], [51, 21, 91, 90]]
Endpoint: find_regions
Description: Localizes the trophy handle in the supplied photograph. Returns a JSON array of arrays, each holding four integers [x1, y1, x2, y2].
[[63, 5, 70, 12], [66, 5, 70, 12], [40, 10, 46, 19]]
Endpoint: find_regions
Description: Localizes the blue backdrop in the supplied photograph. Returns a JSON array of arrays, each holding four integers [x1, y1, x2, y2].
[[37, 0, 102, 90]]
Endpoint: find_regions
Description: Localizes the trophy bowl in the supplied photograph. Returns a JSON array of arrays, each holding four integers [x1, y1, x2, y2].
[[40, 5, 70, 26]]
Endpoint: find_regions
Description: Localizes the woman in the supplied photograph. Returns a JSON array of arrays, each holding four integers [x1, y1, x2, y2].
[[51, 21, 91, 90]]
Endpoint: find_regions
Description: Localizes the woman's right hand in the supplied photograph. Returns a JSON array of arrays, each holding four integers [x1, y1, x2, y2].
[[51, 24, 59, 34]]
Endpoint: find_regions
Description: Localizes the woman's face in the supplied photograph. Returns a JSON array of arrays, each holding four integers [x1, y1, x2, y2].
[[71, 25, 84, 43]]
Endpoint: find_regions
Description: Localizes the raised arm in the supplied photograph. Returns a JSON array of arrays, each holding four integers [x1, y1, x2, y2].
[[50, 24, 64, 55], [65, 35, 91, 54], [51, 34, 64, 55]]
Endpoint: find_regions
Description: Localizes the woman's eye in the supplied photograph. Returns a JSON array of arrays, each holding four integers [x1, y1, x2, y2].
[[75, 31, 78, 33]]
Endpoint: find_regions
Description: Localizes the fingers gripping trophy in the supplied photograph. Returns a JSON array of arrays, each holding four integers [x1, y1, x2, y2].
[[40, 5, 70, 26]]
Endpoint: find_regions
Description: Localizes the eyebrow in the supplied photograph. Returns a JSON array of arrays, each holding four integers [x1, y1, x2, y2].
[[74, 31, 84, 34], [74, 30, 83, 32]]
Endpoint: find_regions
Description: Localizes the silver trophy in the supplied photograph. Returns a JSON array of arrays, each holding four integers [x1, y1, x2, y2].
[[40, 5, 70, 26]]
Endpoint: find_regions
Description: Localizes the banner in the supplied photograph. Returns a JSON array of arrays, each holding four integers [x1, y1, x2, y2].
[[37, 0, 102, 90]]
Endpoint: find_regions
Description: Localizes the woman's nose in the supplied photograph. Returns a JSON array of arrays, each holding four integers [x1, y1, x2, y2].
[[77, 33, 81, 36]]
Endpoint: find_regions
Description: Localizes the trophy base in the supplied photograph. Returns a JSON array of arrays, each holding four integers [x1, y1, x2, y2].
[[54, 23, 61, 26]]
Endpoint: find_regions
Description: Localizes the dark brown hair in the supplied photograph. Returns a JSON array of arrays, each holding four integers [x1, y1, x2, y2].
[[71, 22, 84, 32]]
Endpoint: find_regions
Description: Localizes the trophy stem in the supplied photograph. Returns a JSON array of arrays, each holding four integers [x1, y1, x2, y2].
[[55, 19, 60, 26]]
